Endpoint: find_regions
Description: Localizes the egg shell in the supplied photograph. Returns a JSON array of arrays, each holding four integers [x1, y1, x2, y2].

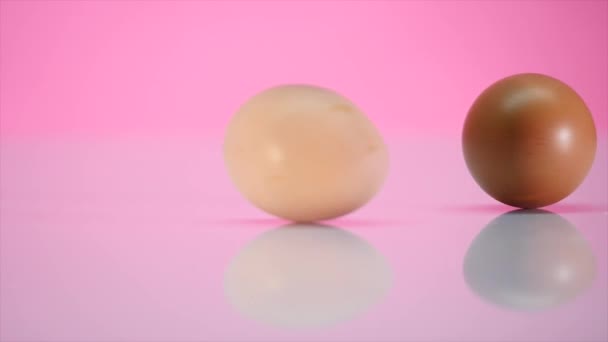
[[224, 85, 389, 222], [462, 73, 596, 208]]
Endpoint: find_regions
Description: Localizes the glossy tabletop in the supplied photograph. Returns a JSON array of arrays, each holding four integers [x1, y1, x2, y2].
[[1, 139, 606, 342]]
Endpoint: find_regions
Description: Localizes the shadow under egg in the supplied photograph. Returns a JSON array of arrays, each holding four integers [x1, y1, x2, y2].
[[463, 209, 596, 311], [223, 223, 392, 329]]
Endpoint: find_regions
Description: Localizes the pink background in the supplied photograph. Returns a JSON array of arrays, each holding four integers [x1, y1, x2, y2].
[[1, 0, 607, 140], [1, 1, 607, 341]]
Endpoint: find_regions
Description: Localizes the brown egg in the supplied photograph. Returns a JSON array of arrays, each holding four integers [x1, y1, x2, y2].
[[224, 85, 389, 222], [463, 73, 597, 208]]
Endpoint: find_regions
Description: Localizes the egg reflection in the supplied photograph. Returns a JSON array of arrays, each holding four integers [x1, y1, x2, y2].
[[463, 210, 596, 311], [224, 224, 392, 329]]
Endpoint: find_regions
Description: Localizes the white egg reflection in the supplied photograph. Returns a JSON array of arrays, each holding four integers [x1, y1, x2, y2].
[[463, 210, 596, 311], [224, 224, 392, 329]]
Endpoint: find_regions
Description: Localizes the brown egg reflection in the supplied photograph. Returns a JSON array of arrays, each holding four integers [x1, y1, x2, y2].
[[463, 210, 596, 311], [463, 73, 596, 208], [224, 224, 391, 329], [224, 85, 389, 222]]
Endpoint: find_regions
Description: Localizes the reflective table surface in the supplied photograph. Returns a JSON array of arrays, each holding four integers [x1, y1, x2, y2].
[[1, 139, 606, 341]]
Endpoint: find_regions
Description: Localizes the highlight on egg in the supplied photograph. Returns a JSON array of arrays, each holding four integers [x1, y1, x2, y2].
[[224, 84, 389, 222], [462, 73, 597, 209]]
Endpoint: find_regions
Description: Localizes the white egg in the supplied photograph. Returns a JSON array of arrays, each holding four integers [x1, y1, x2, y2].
[[224, 85, 388, 222]]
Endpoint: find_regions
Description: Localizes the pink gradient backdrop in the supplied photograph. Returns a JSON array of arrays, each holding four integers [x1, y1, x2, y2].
[[1, 0, 607, 140]]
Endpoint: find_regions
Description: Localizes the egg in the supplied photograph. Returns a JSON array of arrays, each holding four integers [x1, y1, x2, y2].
[[463, 210, 596, 311], [224, 85, 389, 222], [462, 73, 597, 208]]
